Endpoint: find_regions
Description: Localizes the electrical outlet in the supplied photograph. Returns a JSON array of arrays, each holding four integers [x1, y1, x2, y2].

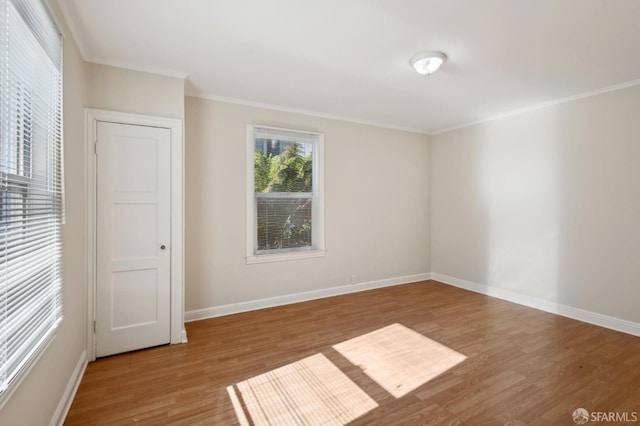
[[351, 274, 357, 284]]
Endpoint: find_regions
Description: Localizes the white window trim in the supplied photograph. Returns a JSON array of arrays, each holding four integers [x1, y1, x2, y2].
[[246, 124, 325, 264], [85, 108, 186, 361]]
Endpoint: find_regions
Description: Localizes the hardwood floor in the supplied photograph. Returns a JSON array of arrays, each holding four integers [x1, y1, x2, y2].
[[65, 280, 640, 425]]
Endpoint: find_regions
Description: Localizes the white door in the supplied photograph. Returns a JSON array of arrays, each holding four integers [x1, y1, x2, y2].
[[96, 121, 172, 357]]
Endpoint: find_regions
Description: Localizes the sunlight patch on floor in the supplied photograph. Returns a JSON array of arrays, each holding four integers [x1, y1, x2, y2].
[[333, 323, 467, 398], [227, 353, 378, 426]]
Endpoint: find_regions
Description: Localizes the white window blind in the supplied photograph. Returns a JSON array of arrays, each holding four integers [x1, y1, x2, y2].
[[248, 125, 324, 260], [0, 0, 63, 396]]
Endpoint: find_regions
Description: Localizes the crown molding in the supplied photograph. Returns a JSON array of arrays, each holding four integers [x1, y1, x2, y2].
[[87, 60, 189, 80], [187, 91, 431, 136], [432, 78, 640, 135], [56, 0, 90, 60]]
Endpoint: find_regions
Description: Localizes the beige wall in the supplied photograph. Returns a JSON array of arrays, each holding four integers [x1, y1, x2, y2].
[[0, 1, 88, 425], [431, 85, 640, 323], [185, 97, 431, 310], [86, 62, 185, 118]]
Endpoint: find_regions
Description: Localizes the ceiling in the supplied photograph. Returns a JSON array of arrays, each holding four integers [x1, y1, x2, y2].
[[58, 0, 640, 134]]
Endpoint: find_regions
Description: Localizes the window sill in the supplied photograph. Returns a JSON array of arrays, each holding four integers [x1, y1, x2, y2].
[[246, 250, 325, 264]]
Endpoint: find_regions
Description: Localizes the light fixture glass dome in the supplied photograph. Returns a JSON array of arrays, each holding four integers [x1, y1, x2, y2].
[[411, 51, 447, 75]]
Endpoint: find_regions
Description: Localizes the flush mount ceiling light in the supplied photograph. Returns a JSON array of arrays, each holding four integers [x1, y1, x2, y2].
[[410, 51, 447, 76]]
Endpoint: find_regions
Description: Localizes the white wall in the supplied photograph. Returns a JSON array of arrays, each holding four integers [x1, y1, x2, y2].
[[0, 1, 88, 424], [185, 97, 431, 311], [431, 84, 640, 324]]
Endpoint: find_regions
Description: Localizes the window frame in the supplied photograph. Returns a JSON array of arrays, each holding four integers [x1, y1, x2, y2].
[[246, 125, 325, 264]]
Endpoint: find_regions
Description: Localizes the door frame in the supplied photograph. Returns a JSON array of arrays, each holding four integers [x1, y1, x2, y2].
[[85, 108, 186, 361]]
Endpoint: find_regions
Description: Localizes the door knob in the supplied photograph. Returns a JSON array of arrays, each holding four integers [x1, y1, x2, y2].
[[160, 245, 166, 250]]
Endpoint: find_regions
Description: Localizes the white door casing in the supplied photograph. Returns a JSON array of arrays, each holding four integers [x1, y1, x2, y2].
[[86, 109, 185, 361], [96, 122, 171, 357]]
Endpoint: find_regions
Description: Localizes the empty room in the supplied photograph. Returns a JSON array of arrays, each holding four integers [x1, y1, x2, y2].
[[1, 0, 639, 425]]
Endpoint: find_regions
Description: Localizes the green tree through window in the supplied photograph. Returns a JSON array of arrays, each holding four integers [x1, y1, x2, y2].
[[254, 142, 313, 251]]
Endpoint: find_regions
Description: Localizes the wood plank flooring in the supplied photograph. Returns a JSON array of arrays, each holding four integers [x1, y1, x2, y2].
[[64, 280, 640, 425]]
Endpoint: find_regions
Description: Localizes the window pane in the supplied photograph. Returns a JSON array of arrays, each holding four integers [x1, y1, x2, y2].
[[254, 140, 313, 193], [257, 197, 312, 251]]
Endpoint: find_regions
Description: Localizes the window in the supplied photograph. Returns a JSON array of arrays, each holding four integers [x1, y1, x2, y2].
[[247, 125, 324, 263], [0, 0, 63, 397]]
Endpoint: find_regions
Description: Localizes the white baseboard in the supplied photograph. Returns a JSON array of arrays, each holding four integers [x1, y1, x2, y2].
[[49, 349, 88, 426], [431, 273, 640, 337], [181, 328, 188, 343], [185, 273, 432, 322]]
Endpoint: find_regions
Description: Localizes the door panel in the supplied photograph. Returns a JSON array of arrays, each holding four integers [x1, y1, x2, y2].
[[96, 122, 171, 357]]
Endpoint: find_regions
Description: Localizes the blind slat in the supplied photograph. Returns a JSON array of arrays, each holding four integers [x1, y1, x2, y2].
[[0, 0, 63, 396]]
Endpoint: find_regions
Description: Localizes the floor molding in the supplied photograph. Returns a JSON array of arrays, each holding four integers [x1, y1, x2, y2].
[[431, 273, 640, 337], [185, 273, 432, 322], [50, 349, 88, 426]]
